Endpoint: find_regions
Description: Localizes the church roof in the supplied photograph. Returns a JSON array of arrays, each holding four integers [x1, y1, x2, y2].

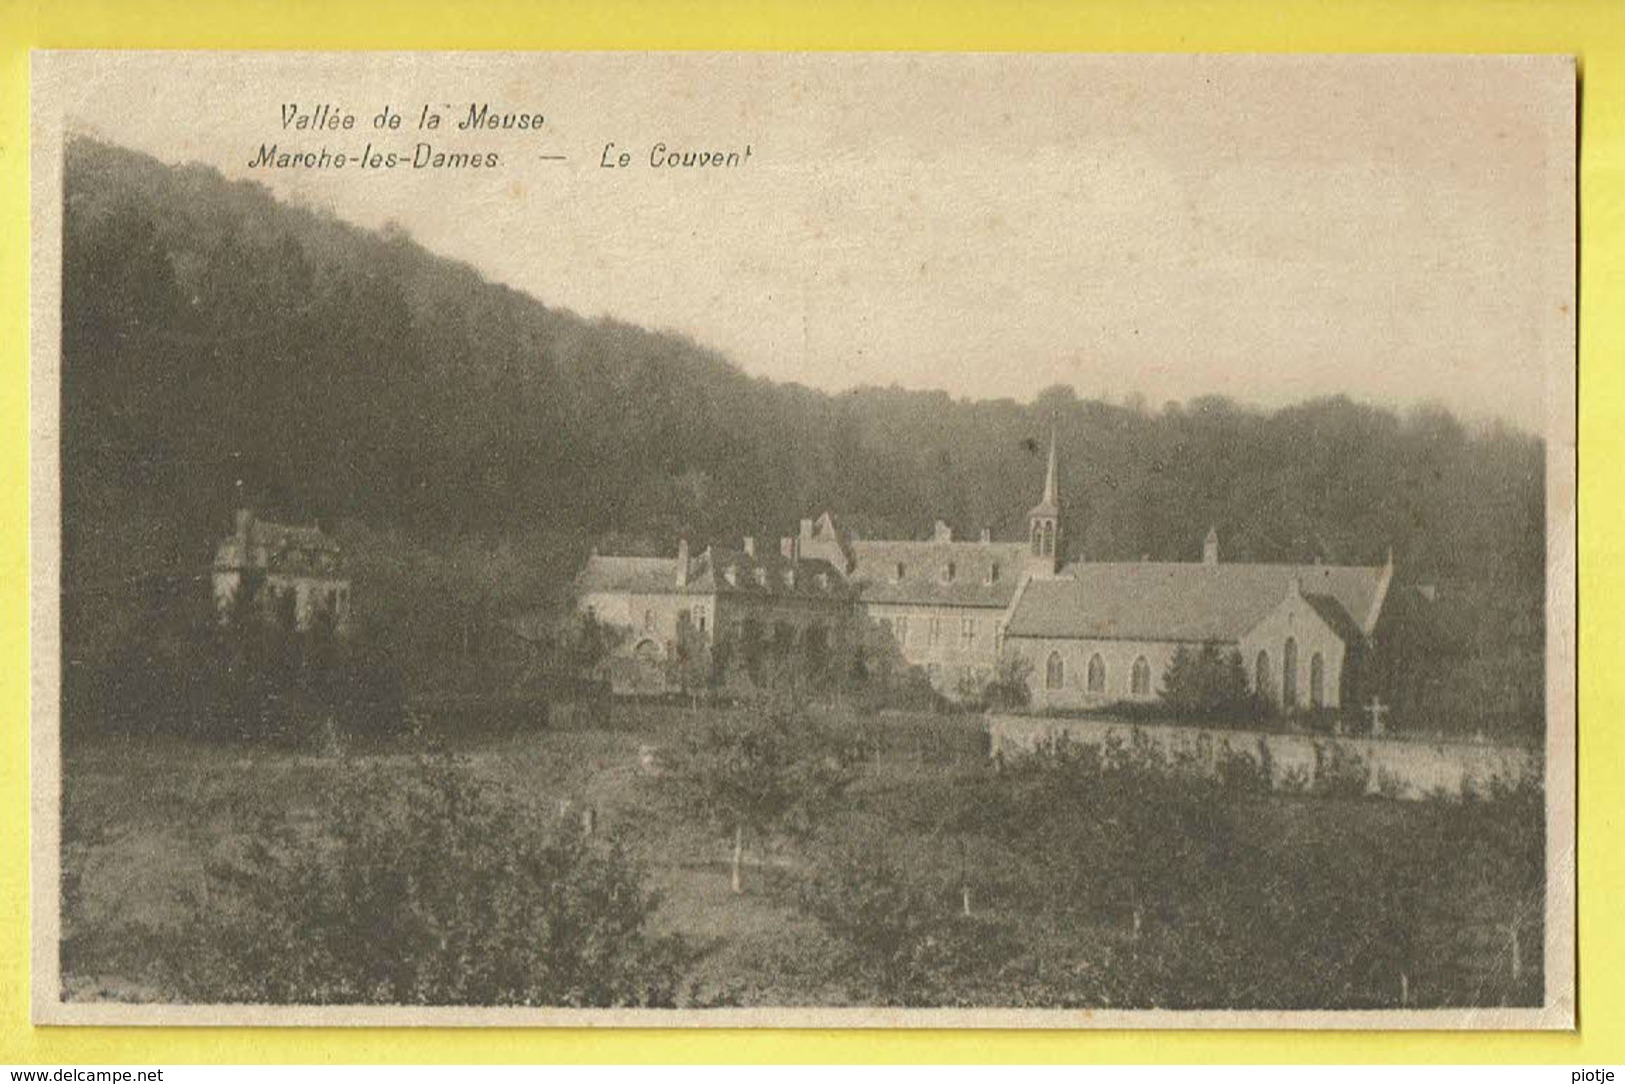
[[849, 539, 1028, 608], [1005, 561, 1388, 644]]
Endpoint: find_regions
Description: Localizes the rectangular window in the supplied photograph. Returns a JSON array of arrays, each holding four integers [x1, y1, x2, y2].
[[928, 617, 941, 646], [895, 616, 909, 646], [962, 617, 976, 647], [993, 620, 1004, 651]]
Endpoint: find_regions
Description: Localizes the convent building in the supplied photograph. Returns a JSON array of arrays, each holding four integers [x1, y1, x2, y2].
[[574, 432, 1392, 710]]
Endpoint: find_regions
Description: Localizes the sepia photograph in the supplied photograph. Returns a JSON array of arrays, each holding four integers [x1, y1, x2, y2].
[[28, 50, 1576, 1028]]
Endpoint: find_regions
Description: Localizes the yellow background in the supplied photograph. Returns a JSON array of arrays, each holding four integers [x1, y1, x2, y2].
[[1, 0, 1620, 1065]]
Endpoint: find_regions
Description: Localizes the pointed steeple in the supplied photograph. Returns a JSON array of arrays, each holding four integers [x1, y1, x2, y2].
[[1028, 423, 1061, 518], [1026, 421, 1063, 577]]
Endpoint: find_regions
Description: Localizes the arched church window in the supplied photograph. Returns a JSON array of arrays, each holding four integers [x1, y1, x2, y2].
[[1255, 650, 1271, 700], [1045, 652, 1064, 690], [1310, 653, 1325, 708], [1283, 637, 1299, 708], [1042, 521, 1056, 557], [1131, 656, 1151, 696], [1087, 653, 1106, 694]]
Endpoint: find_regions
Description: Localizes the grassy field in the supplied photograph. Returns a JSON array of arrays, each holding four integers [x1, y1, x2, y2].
[[58, 701, 1543, 1009]]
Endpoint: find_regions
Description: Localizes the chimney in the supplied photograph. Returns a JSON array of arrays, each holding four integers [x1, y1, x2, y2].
[[675, 538, 689, 587], [933, 520, 953, 542], [979, 526, 992, 544], [742, 536, 755, 558], [1203, 526, 1220, 565], [800, 517, 814, 540]]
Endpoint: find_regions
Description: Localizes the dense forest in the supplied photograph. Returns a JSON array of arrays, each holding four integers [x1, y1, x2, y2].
[[59, 139, 1547, 735]]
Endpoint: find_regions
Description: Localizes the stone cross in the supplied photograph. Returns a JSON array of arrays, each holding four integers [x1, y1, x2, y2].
[[1365, 696, 1391, 737]]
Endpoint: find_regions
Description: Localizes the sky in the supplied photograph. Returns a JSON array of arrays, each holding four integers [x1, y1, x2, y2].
[[42, 51, 1575, 433]]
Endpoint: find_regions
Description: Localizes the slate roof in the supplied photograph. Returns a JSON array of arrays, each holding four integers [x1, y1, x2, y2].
[[1005, 561, 1388, 644], [849, 540, 1028, 609], [575, 547, 853, 601], [690, 547, 854, 601]]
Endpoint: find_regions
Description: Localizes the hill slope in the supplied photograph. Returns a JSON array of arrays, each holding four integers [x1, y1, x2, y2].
[[59, 138, 1546, 727]]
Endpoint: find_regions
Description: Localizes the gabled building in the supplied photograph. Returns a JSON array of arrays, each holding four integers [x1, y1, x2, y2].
[[574, 428, 1393, 708], [212, 508, 352, 634], [1002, 548, 1391, 711], [575, 533, 854, 693]]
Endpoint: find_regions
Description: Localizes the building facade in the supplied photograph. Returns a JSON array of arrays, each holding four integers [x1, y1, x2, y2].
[[574, 431, 1392, 709], [212, 508, 352, 634], [575, 533, 854, 693]]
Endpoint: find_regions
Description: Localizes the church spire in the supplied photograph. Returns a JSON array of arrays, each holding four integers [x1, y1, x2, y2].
[[1027, 421, 1061, 519], [1042, 424, 1059, 510], [1026, 421, 1062, 577]]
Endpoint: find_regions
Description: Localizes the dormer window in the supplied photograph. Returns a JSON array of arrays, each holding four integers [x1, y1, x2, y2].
[[724, 565, 738, 587], [987, 562, 1001, 584], [894, 561, 905, 582], [942, 561, 957, 583]]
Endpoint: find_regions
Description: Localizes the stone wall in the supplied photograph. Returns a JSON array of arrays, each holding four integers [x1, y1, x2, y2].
[[985, 715, 1541, 801]]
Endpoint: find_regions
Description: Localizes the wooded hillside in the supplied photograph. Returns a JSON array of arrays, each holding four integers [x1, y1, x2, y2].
[[60, 139, 1546, 731]]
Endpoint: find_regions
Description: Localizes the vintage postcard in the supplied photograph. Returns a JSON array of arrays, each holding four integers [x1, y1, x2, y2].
[[29, 51, 1576, 1028]]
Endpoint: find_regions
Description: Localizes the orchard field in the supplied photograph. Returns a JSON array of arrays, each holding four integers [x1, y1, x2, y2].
[[59, 701, 1544, 1010]]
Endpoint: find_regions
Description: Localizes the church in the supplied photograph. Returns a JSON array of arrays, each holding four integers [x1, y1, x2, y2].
[[574, 432, 1392, 710]]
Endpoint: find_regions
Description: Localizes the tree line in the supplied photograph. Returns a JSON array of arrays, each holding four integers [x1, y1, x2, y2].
[[60, 138, 1546, 737]]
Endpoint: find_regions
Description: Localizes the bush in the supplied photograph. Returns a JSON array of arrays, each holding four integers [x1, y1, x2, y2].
[[185, 754, 692, 1005], [1216, 742, 1270, 794], [989, 736, 1237, 934], [792, 830, 1018, 1005], [1159, 643, 1259, 720], [1311, 741, 1372, 798]]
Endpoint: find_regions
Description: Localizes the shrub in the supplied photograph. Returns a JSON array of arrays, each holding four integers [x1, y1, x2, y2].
[[1312, 741, 1372, 798], [1159, 643, 1257, 720], [186, 754, 692, 1006], [792, 831, 1018, 1005], [1216, 742, 1270, 794], [1278, 764, 1311, 793], [990, 737, 1237, 935]]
